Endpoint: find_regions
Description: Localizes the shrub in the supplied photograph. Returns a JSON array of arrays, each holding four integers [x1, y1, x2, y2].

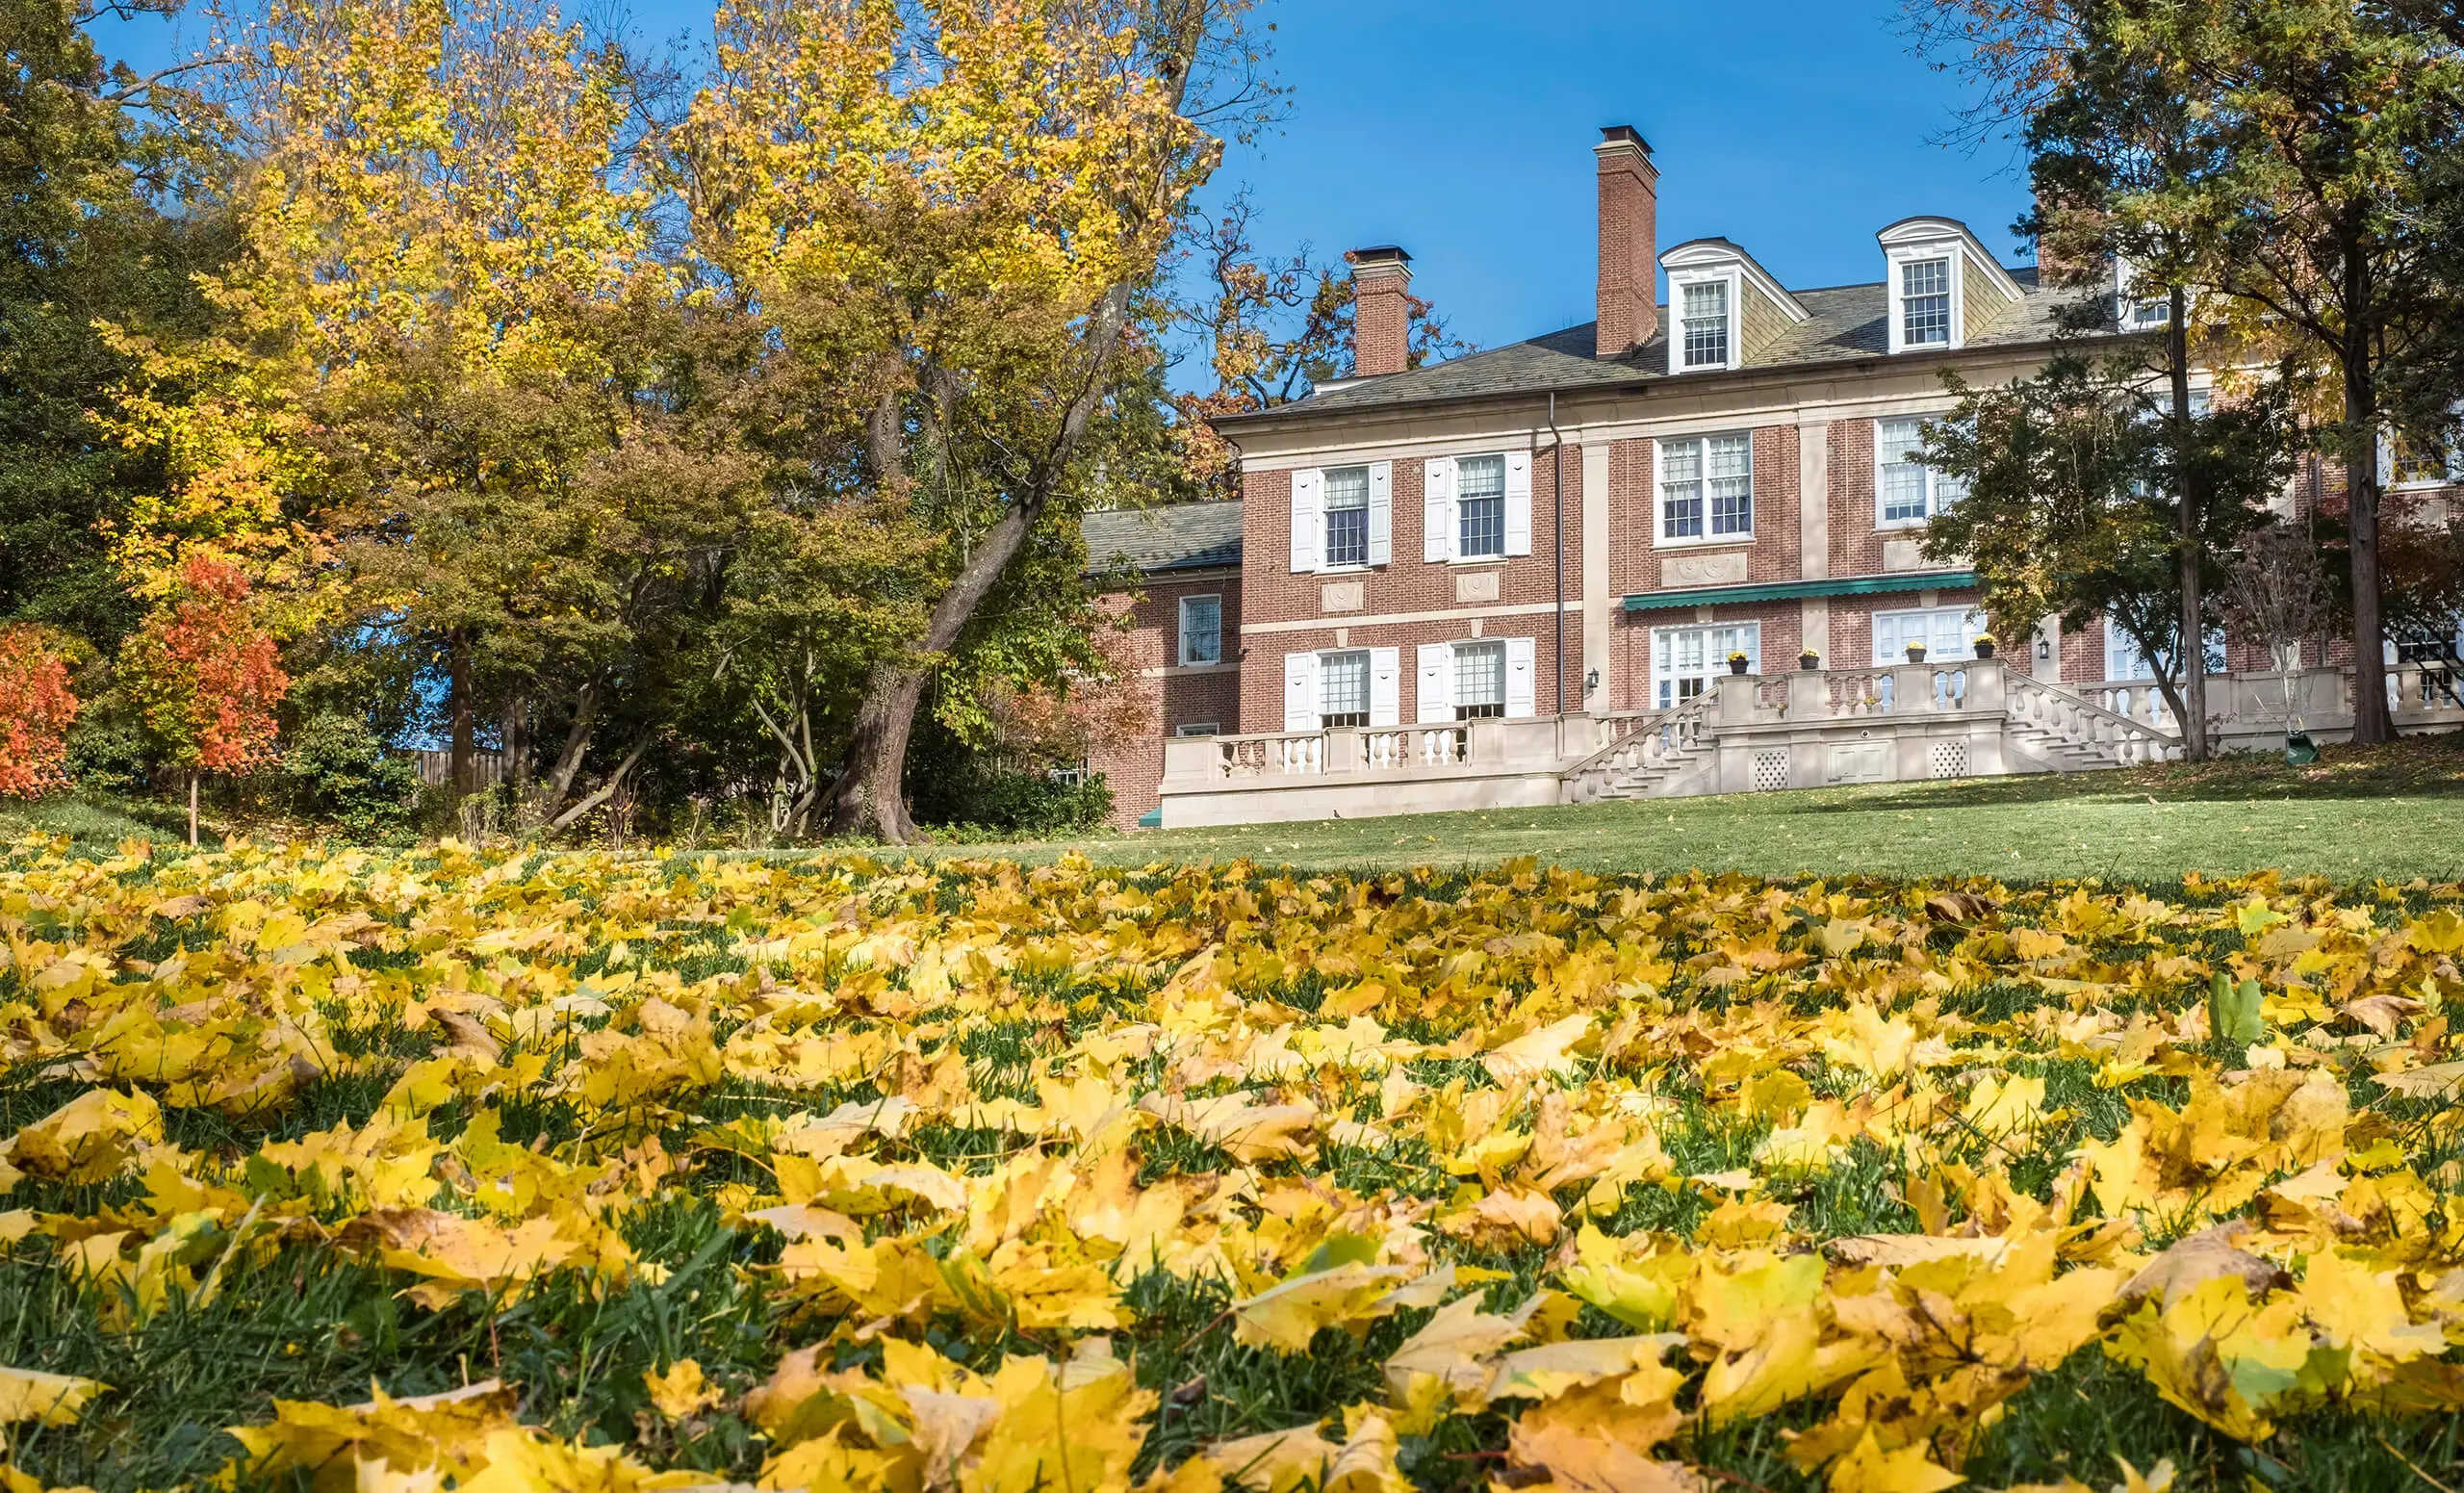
[[920, 767, 1113, 838], [281, 712, 420, 842]]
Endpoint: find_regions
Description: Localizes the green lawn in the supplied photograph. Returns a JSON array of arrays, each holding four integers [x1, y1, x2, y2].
[[13, 737, 2464, 883], [985, 736, 2464, 883]]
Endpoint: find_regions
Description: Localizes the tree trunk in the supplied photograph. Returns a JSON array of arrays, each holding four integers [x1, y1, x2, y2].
[[2344, 245, 2393, 744], [2167, 287, 2209, 760], [500, 694, 529, 794], [187, 770, 198, 849], [449, 629, 475, 796], [825, 665, 930, 841]]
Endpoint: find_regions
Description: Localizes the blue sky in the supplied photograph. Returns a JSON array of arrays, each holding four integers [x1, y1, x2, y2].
[[95, 0, 2026, 357]]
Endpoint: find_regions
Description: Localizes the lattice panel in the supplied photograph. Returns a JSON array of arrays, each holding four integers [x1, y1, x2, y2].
[[1930, 739, 1969, 780], [1752, 750, 1791, 794]]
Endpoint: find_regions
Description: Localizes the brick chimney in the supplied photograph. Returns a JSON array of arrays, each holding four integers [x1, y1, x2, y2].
[[1595, 125, 1659, 358], [1346, 245, 1413, 378]]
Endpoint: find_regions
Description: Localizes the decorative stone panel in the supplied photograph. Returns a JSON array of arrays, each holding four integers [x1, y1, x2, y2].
[[1660, 550, 1749, 589], [1321, 580, 1365, 613], [1455, 570, 1501, 604]]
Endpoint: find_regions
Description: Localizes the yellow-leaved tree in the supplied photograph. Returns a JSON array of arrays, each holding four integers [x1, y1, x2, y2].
[[680, 0, 1262, 842], [110, 0, 734, 825]]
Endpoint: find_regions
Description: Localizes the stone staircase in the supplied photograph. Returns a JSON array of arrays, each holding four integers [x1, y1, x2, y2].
[[1558, 671, 2181, 804], [2003, 674, 2185, 772], [1562, 692, 1720, 802]]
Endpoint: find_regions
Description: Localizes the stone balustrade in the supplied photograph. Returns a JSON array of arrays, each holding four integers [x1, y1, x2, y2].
[[1152, 656, 2464, 829]]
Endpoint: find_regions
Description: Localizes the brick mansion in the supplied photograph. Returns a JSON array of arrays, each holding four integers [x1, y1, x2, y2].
[[1081, 128, 2464, 831]]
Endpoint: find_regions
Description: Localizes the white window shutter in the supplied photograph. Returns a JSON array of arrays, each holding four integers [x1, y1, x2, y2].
[[1290, 469, 1322, 575], [1416, 643, 1453, 723], [1424, 457, 1453, 562], [1367, 461, 1393, 566], [1503, 450, 1533, 556], [1504, 637, 1537, 718], [1369, 647, 1401, 727], [1283, 652, 1321, 732]]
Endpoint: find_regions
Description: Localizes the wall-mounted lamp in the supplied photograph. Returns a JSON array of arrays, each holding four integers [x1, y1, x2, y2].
[[1584, 668, 1602, 693], [2036, 637, 2053, 662]]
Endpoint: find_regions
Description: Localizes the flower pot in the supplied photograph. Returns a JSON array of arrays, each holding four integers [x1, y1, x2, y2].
[[1972, 639, 1996, 659], [1799, 653, 1820, 672], [1905, 644, 1927, 663], [1728, 657, 1750, 675]]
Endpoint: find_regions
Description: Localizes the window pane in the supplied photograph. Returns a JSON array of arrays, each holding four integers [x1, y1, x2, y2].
[[1320, 650, 1369, 724], [1456, 454, 1505, 557], [1681, 280, 1729, 367], [1181, 597, 1220, 664], [1322, 466, 1369, 509], [1707, 434, 1752, 535], [1902, 258, 1952, 346], [1660, 439, 1704, 538], [1878, 419, 1933, 523], [1453, 640, 1504, 718], [1324, 505, 1368, 566]]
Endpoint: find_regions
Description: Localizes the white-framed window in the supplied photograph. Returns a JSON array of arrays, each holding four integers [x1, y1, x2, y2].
[[1423, 452, 1532, 562], [1680, 278, 1731, 370], [1319, 648, 1371, 727], [1416, 636, 1536, 722], [1900, 258, 1953, 348], [1177, 594, 1221, 666], [1284, 647, 1398, 731], [2115, 257, 2173, 328], [1173, 722, 1220, 736], [1658, 433, 1753, 542], [1452, 640, 1506, 719], [1455, 454, 1506, 559], [1322, 466, 1371, 567], [1651, 623, 1758, 709], [1289, 462, 1390, 574], [1876, 418, 1964, 528], [2104, 617, 2226, 681], [1873, 605, 1986, 663]]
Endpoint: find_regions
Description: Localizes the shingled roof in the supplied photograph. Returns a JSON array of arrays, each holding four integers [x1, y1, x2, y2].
[[1083, 500, 1243, 575], [1222, 268, 2107, 424]]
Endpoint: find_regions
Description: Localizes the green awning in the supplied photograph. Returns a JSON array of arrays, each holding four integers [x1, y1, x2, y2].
[[1622, 571, 1978, 612]]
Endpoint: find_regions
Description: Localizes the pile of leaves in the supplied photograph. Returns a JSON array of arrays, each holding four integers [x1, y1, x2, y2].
[[3, 839, 2464, 1492]]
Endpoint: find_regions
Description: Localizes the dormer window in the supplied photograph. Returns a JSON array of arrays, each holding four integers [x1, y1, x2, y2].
[[1658, 240, 1810, 377], [1681, 280, 1730, 369], [1879, 218, 2025, 356], [1900, 259, 1952, 347]]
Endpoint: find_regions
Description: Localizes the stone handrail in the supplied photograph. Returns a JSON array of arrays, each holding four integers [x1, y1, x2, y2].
[[2007, 674, 2183, 766], [1198, 724, 1474, 781], [1562, 689, 1718, 801]]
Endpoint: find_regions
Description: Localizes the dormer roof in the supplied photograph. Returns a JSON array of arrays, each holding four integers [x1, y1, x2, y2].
[[1877, 217, 2026, 303], [1657, 237, 1811, 323]]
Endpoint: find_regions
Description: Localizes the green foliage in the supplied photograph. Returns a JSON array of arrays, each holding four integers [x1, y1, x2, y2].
[[63, 713, 152, 796], [1919, 353, 2292, 683], [0, 0, 218, 643], [277, 711, 419, 842]]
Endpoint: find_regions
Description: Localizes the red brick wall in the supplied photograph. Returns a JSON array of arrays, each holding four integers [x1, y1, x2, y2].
[[1609, 438, 1656, 597], [1238, 445, 1587, 728], [1752, 425, 1802, 583], [1829, 419, 1886, 579], [1087, 572, 1243, 830]]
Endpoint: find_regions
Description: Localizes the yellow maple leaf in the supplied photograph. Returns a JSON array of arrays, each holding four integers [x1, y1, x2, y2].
[[0, 1367, 110, 1428], [643, 1359, 723, 1419]]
